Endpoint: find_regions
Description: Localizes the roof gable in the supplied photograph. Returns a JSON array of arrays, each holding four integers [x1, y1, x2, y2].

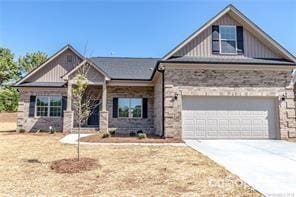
[[163, 4, 296, 62], [63, 59, 111, 82], [15, 44, 84, 86]]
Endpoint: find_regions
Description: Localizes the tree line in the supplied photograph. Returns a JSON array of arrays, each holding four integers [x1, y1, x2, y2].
[[0, 48, 47, 112]]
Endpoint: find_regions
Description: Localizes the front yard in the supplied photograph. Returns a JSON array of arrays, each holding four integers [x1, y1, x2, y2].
[[0, 132, 259, 196]]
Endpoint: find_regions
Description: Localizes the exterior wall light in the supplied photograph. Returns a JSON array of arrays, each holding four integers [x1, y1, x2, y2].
[[281, 94, 286, 101]]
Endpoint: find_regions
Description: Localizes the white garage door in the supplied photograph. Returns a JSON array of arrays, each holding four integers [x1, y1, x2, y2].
[[182, 96, 277, 139]]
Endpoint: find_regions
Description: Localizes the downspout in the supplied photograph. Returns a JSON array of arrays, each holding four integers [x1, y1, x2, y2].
[[156, 62, 165, 138]]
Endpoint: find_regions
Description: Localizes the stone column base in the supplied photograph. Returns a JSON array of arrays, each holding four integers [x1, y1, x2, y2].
[[63, 111, 73, 133], [100, 111, 109, 132]]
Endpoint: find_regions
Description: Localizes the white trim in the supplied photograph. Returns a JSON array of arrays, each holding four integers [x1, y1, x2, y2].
[[15, 45, 84, 86], [219, 25, 237, 55], [63, 59, 111, 81], [162, 5, 296, 62]]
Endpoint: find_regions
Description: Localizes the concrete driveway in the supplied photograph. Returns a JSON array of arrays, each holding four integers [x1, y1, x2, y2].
[[185, 140, 296, 195]]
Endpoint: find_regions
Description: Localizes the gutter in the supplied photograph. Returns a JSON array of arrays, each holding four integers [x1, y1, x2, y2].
[[158, 60, 296, 66]]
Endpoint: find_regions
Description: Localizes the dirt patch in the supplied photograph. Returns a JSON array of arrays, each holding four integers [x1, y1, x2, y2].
[[80, 133, 183, 143], [51, 157, 100, 174]]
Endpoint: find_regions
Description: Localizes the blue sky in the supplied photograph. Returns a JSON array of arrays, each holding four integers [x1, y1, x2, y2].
[[0, 0, 295, 59]]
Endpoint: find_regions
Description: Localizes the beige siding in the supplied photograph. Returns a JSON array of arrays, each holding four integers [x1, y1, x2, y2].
[[26, 49, 82, 83], [174, 14, 280, 59], [69, 65, 105, 84]]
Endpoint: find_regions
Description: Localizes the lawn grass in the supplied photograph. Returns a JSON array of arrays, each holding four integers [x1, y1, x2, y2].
[[0, 132, 260, 196]]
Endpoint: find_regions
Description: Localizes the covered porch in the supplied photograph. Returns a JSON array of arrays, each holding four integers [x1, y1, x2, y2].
[[62, 60, 110, 133], [63, 82, 108, 133]]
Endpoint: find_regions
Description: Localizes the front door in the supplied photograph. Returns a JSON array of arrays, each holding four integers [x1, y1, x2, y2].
[[87, 100, 100, 126]]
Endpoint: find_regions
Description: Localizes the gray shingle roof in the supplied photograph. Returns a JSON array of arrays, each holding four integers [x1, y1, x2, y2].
[[163, 56, 296, 65], [16, 82, 66, 87], [89, 57, 160, 80]]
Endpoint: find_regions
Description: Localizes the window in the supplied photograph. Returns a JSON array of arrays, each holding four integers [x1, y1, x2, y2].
[[118, 98, 142, 118], [130, 98, 142, 118], [49, 96, 62, 117], [36, 96, 62, 117], [36, 96, 48, 117], [118, 98, 129, 118], [219, 26, 237, 54]]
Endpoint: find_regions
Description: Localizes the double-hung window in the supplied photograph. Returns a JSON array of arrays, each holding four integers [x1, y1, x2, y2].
[[219, 25, 237, 54], [36, 96, 62, 117], [118, 98, 142, 118]]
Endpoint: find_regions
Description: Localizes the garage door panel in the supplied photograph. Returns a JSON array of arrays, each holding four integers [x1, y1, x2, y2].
[[182, 96, 277, 139]]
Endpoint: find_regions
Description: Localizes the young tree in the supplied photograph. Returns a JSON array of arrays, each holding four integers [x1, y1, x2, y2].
[[72, 64, 101, 160], [18, 51, 47, 74]]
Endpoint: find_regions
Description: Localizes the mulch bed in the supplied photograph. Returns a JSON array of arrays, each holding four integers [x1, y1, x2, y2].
[[80, 134, 184, 143], [51, 157, 100, 174]]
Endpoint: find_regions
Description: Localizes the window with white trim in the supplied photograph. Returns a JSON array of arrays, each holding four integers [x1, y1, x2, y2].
[[118, 98, 142, 118], [36, 96, 62, 117], [219, 25, 237, 54]]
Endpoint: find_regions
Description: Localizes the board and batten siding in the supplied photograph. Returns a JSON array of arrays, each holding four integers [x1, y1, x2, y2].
[[174, 14, 280, 59], [25, 49, 82, 83]]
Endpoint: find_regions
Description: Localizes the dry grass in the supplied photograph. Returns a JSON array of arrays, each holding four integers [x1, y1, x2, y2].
[[0, 132, 260, 196], [0, 112, 17, 131]]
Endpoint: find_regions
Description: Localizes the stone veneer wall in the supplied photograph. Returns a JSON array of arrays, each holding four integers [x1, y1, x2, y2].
[[107, 86, 155, 134], [153, 74, 163, 135], [17, 88, 67, 132], [164, 68, 296, 139]]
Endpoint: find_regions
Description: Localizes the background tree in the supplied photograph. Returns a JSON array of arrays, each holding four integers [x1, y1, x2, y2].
[[0, 48, 20, 86], [0, 87, 19, 112], [72, 64, 101, 160], [18, 51, 47, 74], [0, 48, 47, 112]]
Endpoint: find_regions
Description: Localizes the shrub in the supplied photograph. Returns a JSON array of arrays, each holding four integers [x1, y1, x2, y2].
[[18, 128, 25, 133], [102, 131, 111, 138], [137, 130, 144, 134], [108, 128, 117, 135], [137, 133, 147, 139], [129, 131, 136, 137]]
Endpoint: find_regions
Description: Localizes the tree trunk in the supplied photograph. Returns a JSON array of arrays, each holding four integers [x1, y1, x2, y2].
[[77, 106, 80, 161]]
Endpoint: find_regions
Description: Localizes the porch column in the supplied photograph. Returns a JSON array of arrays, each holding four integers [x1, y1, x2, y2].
[[100, 81, 108, 132], [67, 82, 72, 111], [63, 82, 73, 133], [102, 81, 107, 111]]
